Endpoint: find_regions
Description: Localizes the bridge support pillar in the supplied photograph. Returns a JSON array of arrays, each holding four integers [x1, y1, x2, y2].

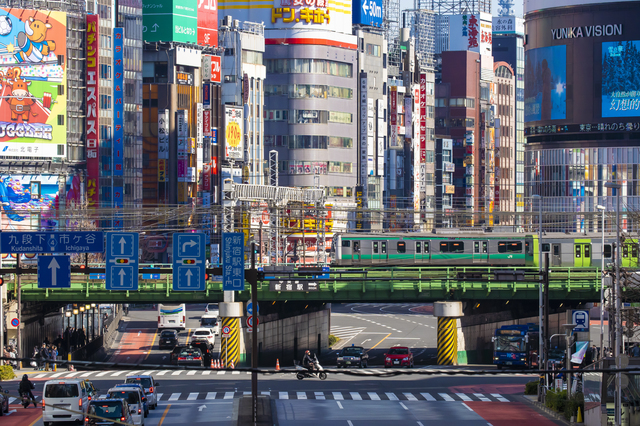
[[434, 301, 463, 366], [219, 302, 243, 367]]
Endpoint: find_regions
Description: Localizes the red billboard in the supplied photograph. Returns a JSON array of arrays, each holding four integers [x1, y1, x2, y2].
[[197, 0, 218, 47], [86, 14, 100, 209], [211, 55, 221, 83]]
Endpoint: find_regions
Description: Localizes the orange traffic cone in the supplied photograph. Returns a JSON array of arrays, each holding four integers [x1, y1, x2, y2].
[[69, 364, 75, 372], [230, 360, 235, 369], [216, 359, 220, 369], [276, 359, 280, 371], [211, 359, 215, 369], [220, 360, 224, 369]]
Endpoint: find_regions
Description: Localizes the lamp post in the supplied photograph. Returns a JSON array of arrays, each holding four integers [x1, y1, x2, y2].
[[91, 304, 96, 341], [596, 205, 606, 360], [73, 308, 79, 330], [532, 194, 543, 389], [605, 181, 622, 426]]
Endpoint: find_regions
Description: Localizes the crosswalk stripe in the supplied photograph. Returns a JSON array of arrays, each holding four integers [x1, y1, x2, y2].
[[49, 372, 67, 378], [456, 393, 472, 401], [65, 372, 81, 377], [218, 371, 226, 375], [156, 371, 169, 376], [297, 392, 307, 400], [34, 373, 47, 378], [156, 393, 163, 400], [206, 392, 216, 400], [187, 393, 198, 400], [473, 393, 490, 402], [8, 398, 16, 404], [110, 371, 125, 377], [171, 371, 182, 376], [80, 372, 94, 378], [420, 393, 436, 401], [368, 392, 380, 401], [231, 371, 240, 375], [333, 392, 344, 400], [96, 371, 112, 377], [350, 392, 362, 400], [490, 393, 509, 402], [386, 393, 398, 401], [168, 393, 181, 401], [404, 393, 417, 401], [315, 392, 325, 400], [140, 371, 155, 375], [261, 392, 270, 396], [202, 371, 211, 375], [279, 392, 289, 400], [438, 393, 454, 401], [224, 392, 234, 399], [187, 371, 196, 376]]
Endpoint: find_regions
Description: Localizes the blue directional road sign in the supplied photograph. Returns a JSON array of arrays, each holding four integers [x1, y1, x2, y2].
[[1, 231, 104, 253], [247, 301, 259, 316], [37, 255, 70, 288], [173, 233, 206, 291], [222, 232, 245, 291], [106, 233, 139, 291]]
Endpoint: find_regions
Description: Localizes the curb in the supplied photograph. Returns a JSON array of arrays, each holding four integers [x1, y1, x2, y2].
[[522, 395, 582, 425]]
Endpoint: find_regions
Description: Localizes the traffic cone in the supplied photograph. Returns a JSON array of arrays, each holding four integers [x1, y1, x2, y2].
[[230, 360, 235, 369], [276, 359, 280, 371], [211, 359, 215, 369], [69, 364, 75, 372], [53, 363, 57, 372], [220, 360, 224, 369], [216, 359, 220, 369], [577, 407, 583, 423]]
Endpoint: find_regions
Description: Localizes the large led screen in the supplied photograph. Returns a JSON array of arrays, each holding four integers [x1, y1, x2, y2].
[[602, 41, 640, 117], [525, 45, 567, 122]]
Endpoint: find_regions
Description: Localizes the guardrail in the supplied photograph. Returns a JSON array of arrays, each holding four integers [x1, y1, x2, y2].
[[5, 266, 602, 303]]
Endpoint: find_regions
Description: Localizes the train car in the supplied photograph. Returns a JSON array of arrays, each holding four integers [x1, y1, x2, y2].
[[332, 232, 627, 269]]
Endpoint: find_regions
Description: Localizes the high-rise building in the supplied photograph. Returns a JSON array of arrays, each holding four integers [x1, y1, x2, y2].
[[402, 9, 437, 72], [492, 61, 516, 216]]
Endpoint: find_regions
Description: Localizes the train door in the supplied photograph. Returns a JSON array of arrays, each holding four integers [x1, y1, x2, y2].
[[621, 243, 638, 268], [352, 240, 361, 263], [415, 241, 430, 264], [552, 244, 562, 267], [473, 241, 488, 263], [372, 241, 387, 264], [574, 242, 592, 267]]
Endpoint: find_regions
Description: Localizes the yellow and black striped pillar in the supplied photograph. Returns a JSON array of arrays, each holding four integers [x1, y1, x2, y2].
[[220, 317, 240, 367], [437, 317, 457, 365]]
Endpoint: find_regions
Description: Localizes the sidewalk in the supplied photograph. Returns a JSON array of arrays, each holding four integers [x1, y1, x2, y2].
[[523, 394, 581, 425]]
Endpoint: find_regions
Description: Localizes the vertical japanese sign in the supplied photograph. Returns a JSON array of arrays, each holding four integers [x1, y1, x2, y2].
[[224, 106, 243, 160], [203, 83, 211, 108], [197, 0, 218, 47], [359, 73, 368, 200], [203, 163, 211, 191], [158, 109, 169, 183], [420, 73, 427, 163], [211, 55, 221, 83], [389, 86, 399, 148], [413, 85, 420, 213], [113, 28, 124, 177], [86, 14, 100, 210], [176, 109, 189, 203], [196, 103, 204, 174], [203, 110, 211, 136]]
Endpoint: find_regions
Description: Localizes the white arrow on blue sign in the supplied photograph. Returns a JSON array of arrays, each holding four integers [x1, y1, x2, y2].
[[173, 233, 206, 291], [37, 255, 71, 289], [247, 302, 259, 316], [106, 232, 139, 291]]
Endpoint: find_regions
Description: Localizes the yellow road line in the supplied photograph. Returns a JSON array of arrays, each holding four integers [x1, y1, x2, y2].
[[145, 329, 159, 360], [185, 328, 192, 346], [28, 415, 43, 426], [366, 333, 392, 353], [157, 404, 171, 426]]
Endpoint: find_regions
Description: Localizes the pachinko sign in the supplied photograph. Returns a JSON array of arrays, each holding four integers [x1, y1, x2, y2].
[[0, 8, 67, 158], [86, 14, 100, 209]]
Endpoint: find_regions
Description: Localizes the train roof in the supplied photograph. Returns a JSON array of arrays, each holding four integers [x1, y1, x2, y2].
[[336, 231, 623, 239]]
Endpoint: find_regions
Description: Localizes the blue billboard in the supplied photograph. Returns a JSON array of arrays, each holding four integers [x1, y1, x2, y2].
[[352, 0, 382, 27], [524, 45, 566, 122], [602, 41, 640, 118]]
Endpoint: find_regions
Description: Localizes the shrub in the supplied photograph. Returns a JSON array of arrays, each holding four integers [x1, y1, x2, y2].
[[328, 334, 339, 348], [0, 365, 15, 381], [545, 389, 567, 414], [524, 380, 538, 395], [564, 392, 584, 420]]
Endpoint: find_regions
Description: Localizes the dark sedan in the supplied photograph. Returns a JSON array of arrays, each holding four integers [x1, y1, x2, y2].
[[177, 347, 204, 367], [337, 345, 369, 368], [189, 342, 213, 366], [170, 346, 184, 365], [159, 330, 178, 349]]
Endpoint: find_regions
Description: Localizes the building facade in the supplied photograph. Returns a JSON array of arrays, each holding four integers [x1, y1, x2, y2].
[[493, 61, 516, 216]]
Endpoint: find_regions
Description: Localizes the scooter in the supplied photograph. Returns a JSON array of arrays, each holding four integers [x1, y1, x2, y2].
[[295, 355, 327, 380], [20, 392, 30, 409]]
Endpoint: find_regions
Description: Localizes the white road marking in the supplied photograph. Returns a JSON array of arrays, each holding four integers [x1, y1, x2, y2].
[[218, 371, 226, 375], [399, 402, 409, 410], [232, 371, 240, 375], [404, 393, 418, 401], [462, 403, 474, 412], [224, 392, 234, 399], [34, 373, 47, 378], [490, 393, 509, 402], [48, 372, 67, 378], [187, 371, 196, 376], [368, 392, 381, 401], [168, 393, 180, 401], [347, 421, 353, 426], [187, 393, 198, 400], [474, 393, 491, 402], [279, 392, 288, 400], [386, 393, 399, 401], [156, 393, 163, 400], [420, 393, 436, 401], [171, 371, 182, 376], [110, 371, 125, 377], [297, 392, 307, 399], [337, 401, 344, 409], [333, 392, 344, 400], [156, 370, 169, 376], [417, 422, 425, 426], [206, 392, 216, 400], [439, 393, 454, 401], [350, 392, 362, 400], [80, 372, 94, 378], [202, 371, 211, 375], [456, 393, 472, 401], [315, 392, 325, 400]]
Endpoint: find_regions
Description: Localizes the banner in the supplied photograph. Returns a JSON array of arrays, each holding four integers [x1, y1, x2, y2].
[[86, 14, 100, 209], [224, 106, 243, 160], [158, 109, 169, 159], [571, 341, 589, 364], [113, 28, 124, 176]]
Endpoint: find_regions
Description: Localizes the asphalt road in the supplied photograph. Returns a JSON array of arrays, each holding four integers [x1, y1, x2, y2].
[[1, 304, 563, 425]]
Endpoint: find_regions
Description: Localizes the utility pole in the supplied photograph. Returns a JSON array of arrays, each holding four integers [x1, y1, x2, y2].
[[543, 252, 550, 401], [249, 242, 259, 423]]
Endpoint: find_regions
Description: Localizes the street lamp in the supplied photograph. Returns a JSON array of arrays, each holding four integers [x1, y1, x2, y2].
[[596, 204, 606, 360], [532, 194, 544, 388], [605, 180, 622, 426], [72, 308, 79, 329]]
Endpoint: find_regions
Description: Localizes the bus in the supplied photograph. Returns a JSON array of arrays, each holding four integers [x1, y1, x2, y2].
[[157, 304, 186, 330], [492, 324, 539, 369]]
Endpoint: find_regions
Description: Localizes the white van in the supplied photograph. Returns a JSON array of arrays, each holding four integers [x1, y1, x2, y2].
[[42, 379, 90, 425], [200, 314, 220, 335]]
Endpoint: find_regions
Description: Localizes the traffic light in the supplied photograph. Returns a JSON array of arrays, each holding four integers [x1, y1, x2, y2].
[[0, 276, 4, 286], [205, 273, 210, 280]]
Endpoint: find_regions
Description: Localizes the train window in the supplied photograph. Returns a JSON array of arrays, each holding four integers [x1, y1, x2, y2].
[[633, 245, 638, 259], [373, 242, 378, 254], [451, 242, 464, 253], [542, 243, 550, 252], [575, 245, 581, 258], [416, 242, 421, 254], [342, 240, 351, 248], [424, 242, 429, 253], [585, 245, 590, 258], [397, 242, 406, 253], [440, 242, 449, 253], [381, 242, 387, 254], [553, 245, 560, 256], [498, 242, 506, 253], [604, 244, 612, 258], [353, 242, 360, 253], [623, 245, 628, 258], [474, 242, 480, 253], [498, 242, 522, 253], [482, 242, 488, 253]]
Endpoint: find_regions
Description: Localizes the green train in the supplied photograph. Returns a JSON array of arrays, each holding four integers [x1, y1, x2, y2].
[[331, 232, 639, 269]]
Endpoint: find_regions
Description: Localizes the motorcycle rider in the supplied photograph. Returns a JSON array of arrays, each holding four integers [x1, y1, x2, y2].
[[19, 374, 36, 407], [302, 350, 314, 374]]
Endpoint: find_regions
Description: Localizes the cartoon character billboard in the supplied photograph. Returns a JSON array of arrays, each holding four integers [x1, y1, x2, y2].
[[0, 174, 59, 230], [0, 9, 67, 158], [524, 45, 566, 122], [602, 41, 640, 118]]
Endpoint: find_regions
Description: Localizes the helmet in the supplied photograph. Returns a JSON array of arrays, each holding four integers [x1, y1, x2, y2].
[[305, 350, 310, 354], [22, 374, 28, 380]]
